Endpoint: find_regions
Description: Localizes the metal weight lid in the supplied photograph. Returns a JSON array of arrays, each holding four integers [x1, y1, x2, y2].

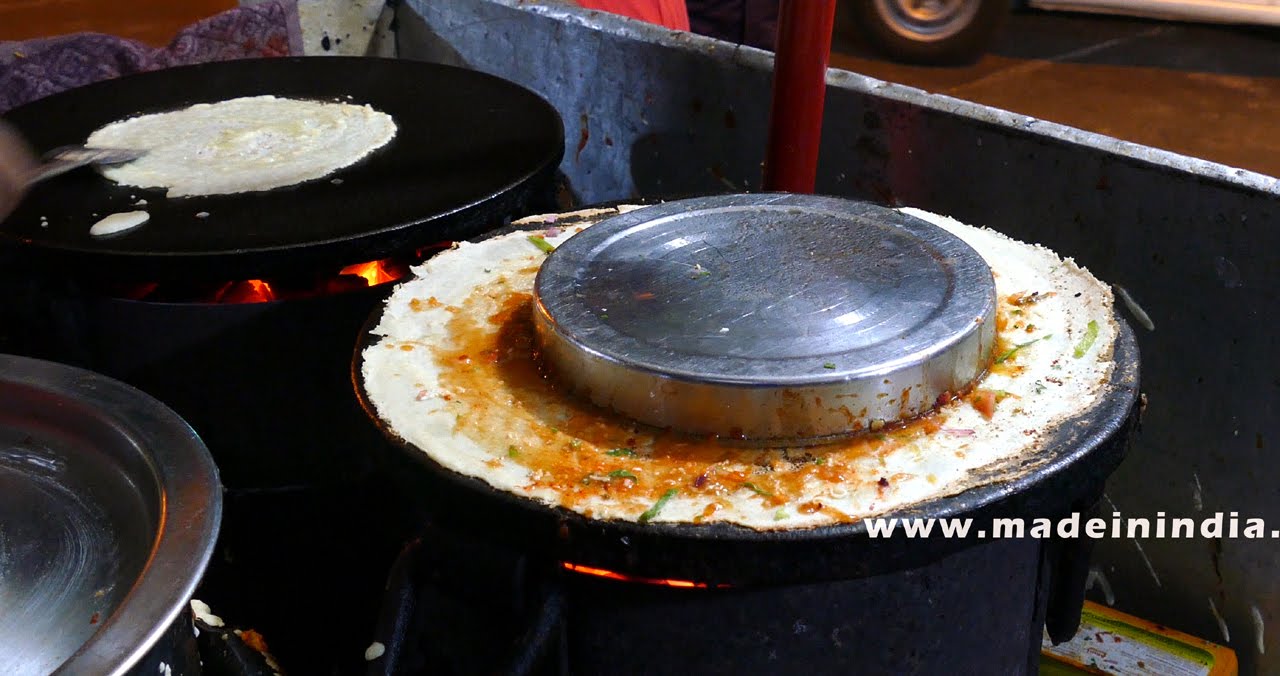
[[532, 194, 997, 444]]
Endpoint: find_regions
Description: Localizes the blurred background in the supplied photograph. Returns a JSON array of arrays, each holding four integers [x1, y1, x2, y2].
[[4, 0, 1273, 176]]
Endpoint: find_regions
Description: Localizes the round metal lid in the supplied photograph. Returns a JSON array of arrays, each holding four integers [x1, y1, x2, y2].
[[0, 354, 221, 675], [532, 194, 997, 443]]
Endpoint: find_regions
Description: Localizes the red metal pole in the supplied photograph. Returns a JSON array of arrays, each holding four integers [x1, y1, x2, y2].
[[761, 0, 838, 194]]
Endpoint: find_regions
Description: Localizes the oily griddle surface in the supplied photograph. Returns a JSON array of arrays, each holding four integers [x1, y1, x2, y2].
[[0, 57, 564, 281]]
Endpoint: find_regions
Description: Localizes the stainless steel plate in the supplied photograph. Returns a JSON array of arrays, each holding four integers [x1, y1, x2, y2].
[[0, 354, 221, 675], [533, 194, 996, 442]]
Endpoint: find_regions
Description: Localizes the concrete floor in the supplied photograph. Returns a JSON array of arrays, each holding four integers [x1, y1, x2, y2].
[[831, 8, 1280, 178]]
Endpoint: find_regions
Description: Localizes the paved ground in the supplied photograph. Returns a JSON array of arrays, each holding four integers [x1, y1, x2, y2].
[[831, 7, 1280, 178]]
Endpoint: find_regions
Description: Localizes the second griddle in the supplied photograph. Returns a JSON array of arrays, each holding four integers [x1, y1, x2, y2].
[[0, 57, 564, 281]]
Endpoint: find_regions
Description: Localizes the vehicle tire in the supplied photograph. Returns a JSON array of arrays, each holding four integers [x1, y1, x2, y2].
[[849, 0, 1009, 66]]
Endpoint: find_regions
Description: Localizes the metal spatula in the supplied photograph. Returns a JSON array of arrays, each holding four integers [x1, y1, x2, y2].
[[26, 146, 146, 187]]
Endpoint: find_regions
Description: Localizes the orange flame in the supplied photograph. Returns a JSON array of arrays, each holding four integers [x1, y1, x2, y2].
[[560, 562, 727, 588], [195, 258, 405, 304], [110, 247, 442, 305], [215, 279, 278, 304], [340, 259, 401, 287]]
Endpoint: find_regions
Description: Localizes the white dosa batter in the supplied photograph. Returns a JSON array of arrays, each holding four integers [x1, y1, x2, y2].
[[89, 210, 149, 237], [86, 96, 397, 198]]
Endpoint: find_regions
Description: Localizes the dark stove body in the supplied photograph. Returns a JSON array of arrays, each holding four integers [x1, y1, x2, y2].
[[51, 284, 393, 490], [32, 281, 415, 675], [563, 541, 1043, 676], [371, 523, 1051, 676]]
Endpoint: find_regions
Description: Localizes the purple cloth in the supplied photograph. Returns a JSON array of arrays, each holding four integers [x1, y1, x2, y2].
[[0, 1, 304, 115]]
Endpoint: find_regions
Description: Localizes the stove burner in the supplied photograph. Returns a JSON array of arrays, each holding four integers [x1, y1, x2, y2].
[[559, 562, 728, 589], [102, 245, 446, 304], [532, 194, 997, 443], [366, 523, 1065, 676]]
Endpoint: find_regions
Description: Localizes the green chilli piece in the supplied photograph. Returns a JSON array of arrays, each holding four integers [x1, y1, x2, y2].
[[608, 469, 637, 480], [1074, 320, 1100, 358], [639, 488, 678, 523], [742, 482, 773, 497], [527, 235, 555, 253], [995, 334, 1053, 363], [606, 447, 636, 457]]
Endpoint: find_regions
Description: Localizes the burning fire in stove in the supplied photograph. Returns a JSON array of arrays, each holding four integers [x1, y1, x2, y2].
[[341, 259, 402, 287], [560, 562, 728, 589], [109, 245, 447, 304], [215, 259, 406, 304]]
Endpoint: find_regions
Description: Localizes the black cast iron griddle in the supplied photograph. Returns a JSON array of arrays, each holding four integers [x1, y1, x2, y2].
[[0, 57, 564, 282], [352, 204, 1142, 588]]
